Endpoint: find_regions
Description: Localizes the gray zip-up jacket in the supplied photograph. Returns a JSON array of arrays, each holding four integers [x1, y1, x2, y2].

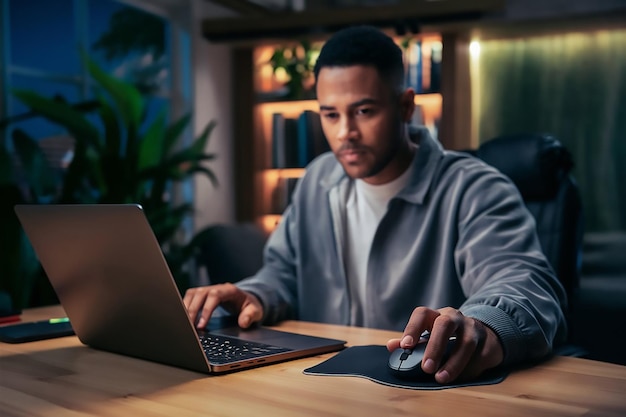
[[237, 130, 567, 366]]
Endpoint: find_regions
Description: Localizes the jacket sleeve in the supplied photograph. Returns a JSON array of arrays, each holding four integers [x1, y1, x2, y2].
[[235, 194, 300, 325], [454, 163, 568, 366]]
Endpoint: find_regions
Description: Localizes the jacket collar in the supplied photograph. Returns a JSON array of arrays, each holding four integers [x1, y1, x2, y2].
[[320, 127, 444, 205]]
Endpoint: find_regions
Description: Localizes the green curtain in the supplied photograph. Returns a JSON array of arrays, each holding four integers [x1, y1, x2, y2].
[[476, 30, 626, 232]]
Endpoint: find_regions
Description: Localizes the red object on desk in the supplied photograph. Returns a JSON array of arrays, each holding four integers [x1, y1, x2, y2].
[[0, 314, 21, 325]]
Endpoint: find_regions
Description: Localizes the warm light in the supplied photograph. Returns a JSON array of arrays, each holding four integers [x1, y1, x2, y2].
[[469, 41, 481, 59], [259, 215, 282, 234], [413, 93, 442, 130], [274, 67, 289, 83], [431, 41, 443, 64], [469, 40, 482, 149]]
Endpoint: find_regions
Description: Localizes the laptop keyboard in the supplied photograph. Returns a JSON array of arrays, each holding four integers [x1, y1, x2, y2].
[[199, 334, 292, 364]]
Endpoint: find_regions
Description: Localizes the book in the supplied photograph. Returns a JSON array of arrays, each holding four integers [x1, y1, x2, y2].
[[271, 176, 300, 213], [406, 40, 423, 93], [297, 110, 329, 167], [271, 113, 299, 168], [430, 41, 443, 93]]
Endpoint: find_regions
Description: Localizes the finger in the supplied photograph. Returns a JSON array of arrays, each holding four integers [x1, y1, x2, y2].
[[435, 318, 482, 384], [386, 338, 402, 352], [197, 284, 241, 328], [238, 299, 263, 328], [422, 308, 462, 375], [196, 289, 222, 328], [183, 287, 207, 325], [182, 287, 195, 308], [401, 307, 440, 349]]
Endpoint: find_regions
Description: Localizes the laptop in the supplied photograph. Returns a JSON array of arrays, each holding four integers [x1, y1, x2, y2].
[[14, 204, 345, 374]]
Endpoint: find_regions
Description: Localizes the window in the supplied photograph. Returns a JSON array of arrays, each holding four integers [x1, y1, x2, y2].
[[1, 0, 193, 203], [1, 0, 180, 139]]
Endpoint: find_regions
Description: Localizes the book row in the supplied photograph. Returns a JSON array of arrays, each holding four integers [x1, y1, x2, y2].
[[403, 39, 442, 94], [271, 110, 330, 169]]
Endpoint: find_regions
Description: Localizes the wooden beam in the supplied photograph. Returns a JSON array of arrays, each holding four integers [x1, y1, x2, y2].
[[232, 46, 257, 222], [206, 0, 272, 17], [202, 0, 505, 42]]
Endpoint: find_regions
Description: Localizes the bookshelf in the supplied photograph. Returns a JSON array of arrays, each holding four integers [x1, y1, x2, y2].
[[233, 33, 470, 233], [253, 98, 315, 232]]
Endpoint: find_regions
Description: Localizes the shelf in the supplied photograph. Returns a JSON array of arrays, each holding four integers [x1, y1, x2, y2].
[[202, 0, 506, 42], [259, 168, 305, 217], [232, 30, 474, 229], [260, 168, 304, 209], [252, 35, 445, 232], [414, 93, 443, 130], [256, 100, 319, 169], [263, 168, 305, 178], [256, 94, 441, 155]]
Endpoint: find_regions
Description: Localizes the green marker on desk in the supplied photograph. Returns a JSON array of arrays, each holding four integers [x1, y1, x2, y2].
[[49, 317, 70, 324]]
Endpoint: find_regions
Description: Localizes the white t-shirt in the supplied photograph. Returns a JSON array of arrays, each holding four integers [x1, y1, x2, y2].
[[344, 164, 414, 326]]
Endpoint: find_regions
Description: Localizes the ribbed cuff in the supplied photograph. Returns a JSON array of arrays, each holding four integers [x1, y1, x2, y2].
[[460, 304, 526, 366]]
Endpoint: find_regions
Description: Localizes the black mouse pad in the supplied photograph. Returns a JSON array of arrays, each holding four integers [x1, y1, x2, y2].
[[303, 345, 508, 390]]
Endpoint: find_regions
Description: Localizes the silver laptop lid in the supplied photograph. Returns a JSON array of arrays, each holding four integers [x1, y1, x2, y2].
[[15, 204, 211, 373]]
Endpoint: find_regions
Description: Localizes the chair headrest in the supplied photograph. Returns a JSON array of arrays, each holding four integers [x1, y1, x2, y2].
[[476, 133, 574, 200]]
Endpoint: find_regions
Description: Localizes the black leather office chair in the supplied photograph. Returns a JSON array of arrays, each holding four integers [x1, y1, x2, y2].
[[473, 133, 587, 357], [474, 133, 584, 298], [196, 223, 268, 285]]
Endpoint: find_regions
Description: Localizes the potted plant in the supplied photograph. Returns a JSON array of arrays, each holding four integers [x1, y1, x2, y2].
[[2, 54, 218, 307], [269, 40, 318, 100]]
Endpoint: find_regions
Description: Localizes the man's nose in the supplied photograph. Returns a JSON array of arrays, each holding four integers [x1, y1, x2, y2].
[[337, 116, 358, 142]]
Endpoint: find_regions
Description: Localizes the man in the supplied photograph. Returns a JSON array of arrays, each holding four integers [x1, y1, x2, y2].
[[184, 26, 567, 383]]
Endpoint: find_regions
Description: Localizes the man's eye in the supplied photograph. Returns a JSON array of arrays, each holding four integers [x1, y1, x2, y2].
[[357, 107, 373, 116], [322, 112, 338, 120]]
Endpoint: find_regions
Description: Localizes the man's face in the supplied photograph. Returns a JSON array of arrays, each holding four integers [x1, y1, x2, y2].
[[316, 65, 414, 185]]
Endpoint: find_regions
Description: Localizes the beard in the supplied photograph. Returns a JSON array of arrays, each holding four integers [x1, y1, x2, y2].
[[338, 125, 405, 180]]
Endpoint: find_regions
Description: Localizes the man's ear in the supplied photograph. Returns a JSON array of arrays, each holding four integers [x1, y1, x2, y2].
[[399, 88, 416, 123]]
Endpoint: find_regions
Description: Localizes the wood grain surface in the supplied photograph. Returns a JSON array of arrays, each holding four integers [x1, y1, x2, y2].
[[1, 305, 625, 417]]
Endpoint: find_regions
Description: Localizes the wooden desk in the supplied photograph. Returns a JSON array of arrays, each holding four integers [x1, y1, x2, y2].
[[1, 306, 625, 417]]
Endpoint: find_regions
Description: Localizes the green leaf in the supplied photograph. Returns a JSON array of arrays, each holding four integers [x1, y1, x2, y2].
[[9, 50, 221, 298], [179, 165, 218, 187], [270, 48, 288, 71], [11, 129, 59, 200], [163, 113, 192, 156], [82, 52, 145, 130], [138, 109, 166, 170], [59, 139, 90, 203], [189, 120, 217, 155], [85, 146, 107, 197], [139, 119, 216, 186], [145, 203, 192, 242], [139, 152, 215, 186], [98, 95, 122, 158], [97, 97, 127, 201], [12, 90, 102, 152], [165, 148, 216, 166]]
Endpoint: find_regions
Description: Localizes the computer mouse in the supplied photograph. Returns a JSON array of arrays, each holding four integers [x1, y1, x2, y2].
[[387, 337, 457, 380]]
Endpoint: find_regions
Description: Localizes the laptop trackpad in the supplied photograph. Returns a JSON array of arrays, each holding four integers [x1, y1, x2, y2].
[[208, 322, 342, 350]]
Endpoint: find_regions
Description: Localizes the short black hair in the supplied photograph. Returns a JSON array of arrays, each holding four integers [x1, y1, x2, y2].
[[313, 25, 404, 92]]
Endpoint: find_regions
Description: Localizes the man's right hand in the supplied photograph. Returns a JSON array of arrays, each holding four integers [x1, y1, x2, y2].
[[183, 283, 264, 329]]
